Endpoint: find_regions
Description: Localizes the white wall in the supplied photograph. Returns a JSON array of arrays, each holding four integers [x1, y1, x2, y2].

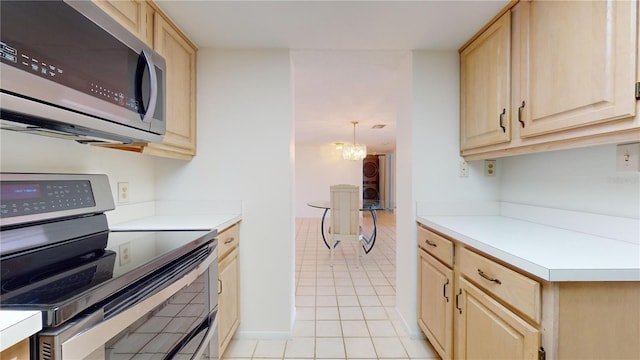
[[154, 49, 295, 337], [395, 51, 501, 336], [0, 131, 156, 219], [499, 144, 640, 219], [394, 51, 415, 334], [295, 143, 362, 217]]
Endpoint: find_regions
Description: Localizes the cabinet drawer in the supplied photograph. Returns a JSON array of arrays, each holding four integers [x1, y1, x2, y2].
[[218, 223, 239, 260], [418, 226, 454, 267], [458, 247, 541, 323]]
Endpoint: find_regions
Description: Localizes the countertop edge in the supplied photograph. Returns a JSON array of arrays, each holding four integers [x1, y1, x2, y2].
[[0, 310, 42, 351], [109, 213, 242, 232], [215, 215, 243, 233], [416, 216, 640, 282]]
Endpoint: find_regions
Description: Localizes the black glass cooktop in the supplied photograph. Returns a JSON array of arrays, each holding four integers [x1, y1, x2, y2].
[[0, 229, 215, 326]]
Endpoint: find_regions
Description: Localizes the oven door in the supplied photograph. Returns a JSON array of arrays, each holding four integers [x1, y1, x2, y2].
[[37, 248, 218, 360]]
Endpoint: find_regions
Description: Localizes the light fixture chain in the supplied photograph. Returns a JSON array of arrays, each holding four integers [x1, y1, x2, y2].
[[352, 121, 358, 145]]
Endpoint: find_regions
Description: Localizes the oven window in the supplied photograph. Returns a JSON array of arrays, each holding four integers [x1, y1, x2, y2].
[[104, 273, 210, 359]]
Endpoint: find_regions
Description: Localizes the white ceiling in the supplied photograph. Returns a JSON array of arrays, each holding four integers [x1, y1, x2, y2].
[[155, 1, 509, 153]]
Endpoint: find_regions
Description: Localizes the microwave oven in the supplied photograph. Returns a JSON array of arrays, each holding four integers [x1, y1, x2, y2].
[[0, 0, 166, 144]]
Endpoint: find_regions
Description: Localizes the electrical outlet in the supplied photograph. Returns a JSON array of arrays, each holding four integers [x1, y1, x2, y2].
[[119, 242, 131, 266], [117, 182, 129, 203], [459, 160, 469, 177], [485, 160, 496, 176], [616, 143, 640, 172]]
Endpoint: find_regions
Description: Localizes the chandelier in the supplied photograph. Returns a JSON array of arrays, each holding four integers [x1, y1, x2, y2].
[[342, 121, 367, 161]]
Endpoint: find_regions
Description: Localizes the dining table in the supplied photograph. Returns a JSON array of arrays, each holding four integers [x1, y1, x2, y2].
[[306, 200, 385, 254]]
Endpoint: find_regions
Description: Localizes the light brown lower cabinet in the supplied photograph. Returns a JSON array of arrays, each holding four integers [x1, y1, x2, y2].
[[0, 339, 29, 360], [218, 224, 240, 357], [455, 277, 539, 359], [417, 224, 640, 360], [418, 248, 453, 360]]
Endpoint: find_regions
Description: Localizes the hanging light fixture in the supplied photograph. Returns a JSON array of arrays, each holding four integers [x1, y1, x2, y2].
[[342, 121, 367, 161]]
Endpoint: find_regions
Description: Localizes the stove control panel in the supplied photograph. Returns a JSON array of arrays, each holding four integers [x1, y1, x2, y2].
[[1, 180, 96, 218]]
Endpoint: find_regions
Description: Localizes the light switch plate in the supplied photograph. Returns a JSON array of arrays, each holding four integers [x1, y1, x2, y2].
[[616, 143, 640, 172]]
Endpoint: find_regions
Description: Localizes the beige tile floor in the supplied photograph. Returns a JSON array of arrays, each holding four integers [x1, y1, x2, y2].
[[222, 211, 439, 359]]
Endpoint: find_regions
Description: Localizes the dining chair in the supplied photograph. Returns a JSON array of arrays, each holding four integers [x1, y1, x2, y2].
[[329, 184, 363, 267]]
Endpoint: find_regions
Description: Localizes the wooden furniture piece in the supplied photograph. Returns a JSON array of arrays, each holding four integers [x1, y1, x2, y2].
[[218, 222, 240, 358], [94, 0, 198, 160], [416, 224, 640, 360], [459, 0, 639, 160], [329, 184, 363, 267]]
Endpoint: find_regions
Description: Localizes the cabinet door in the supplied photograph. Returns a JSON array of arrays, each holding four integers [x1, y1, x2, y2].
[[455, 277, 539, 360], [1, 338, 29, 360], [460, 11, 512, 150], [148, 13, 197, 159], [418, 248, 454, 360], [92, 0, 153, 46], [219, 247, 240, 357], [518, 0, 637, 137]]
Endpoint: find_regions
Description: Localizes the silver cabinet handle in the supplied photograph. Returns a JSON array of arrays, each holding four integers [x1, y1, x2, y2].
[[224, 237, 235, 244], [455, 289, 463, 314], [478, 269, 502, 284]]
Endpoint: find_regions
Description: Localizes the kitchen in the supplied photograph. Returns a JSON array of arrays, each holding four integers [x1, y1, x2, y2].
[[1, 0, 639, 359]]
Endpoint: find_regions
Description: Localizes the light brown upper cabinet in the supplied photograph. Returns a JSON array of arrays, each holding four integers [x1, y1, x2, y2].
[[460, 11, 512, 151], [460, 0, 639, 160], [91, 0, 153, 46], [96, 1, 198, 160], [143, 12, 197, 160], [517, 0, 637, 137]]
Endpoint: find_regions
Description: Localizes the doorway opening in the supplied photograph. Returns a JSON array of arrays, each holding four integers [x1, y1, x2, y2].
[[362, 153, 395, 210]]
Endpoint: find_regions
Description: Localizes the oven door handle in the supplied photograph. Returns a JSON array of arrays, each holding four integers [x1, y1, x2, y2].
[[60, 251, 216, 360], [163, 308, 218, 360]]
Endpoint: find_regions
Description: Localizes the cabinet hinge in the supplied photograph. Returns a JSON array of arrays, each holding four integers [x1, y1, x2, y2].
[[538, 347, 546, 360], [636, 82, 640, 100]]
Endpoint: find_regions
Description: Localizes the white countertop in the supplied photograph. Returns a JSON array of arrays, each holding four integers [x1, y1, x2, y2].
[[417, 215, 640, 282], [109, 214, 241, 232], [0, 311, 41, 351]]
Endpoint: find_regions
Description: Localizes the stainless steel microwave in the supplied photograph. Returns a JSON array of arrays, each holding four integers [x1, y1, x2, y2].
[[0, 0, 166, 144]]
